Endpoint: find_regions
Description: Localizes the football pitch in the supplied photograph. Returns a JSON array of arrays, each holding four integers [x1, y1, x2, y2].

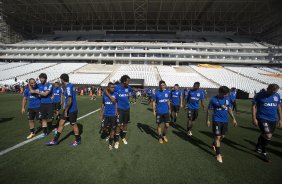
[[0, 93, 281, 184]]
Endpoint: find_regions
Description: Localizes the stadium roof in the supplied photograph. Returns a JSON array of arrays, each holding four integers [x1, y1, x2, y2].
[[1, 0, 282, 43]]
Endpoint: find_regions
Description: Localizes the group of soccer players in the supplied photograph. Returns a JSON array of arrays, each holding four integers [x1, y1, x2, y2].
[[21, 73, 282, 163], [21, 73, 80, 146]]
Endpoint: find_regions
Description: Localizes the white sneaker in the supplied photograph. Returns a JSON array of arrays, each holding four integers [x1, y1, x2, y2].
[[187, 131, 192, 136], [122, 138, 128, 145], [109, 145, 113, 150], [114, 142, 119, 149], [105, 136, 110, 142]]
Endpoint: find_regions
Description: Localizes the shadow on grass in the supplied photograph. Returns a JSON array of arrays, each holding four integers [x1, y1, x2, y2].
[[172, 130, 214, 156], [170, 123, 186, 132], [137, 122, 159, 140], [0, 117, 14, 123], [199, 131, 260, 157], [58, 123, 83, 144], [244, 139, 282, 158]]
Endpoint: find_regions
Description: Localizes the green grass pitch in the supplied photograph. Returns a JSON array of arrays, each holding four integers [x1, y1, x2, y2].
[[0, 93, 281, 184]]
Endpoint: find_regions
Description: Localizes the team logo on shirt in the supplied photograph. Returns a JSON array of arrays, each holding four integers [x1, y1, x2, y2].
[[226, 100, 229, 105], [44, 86, 47, 90], [165, 93, 168, 98], [197, 93, 200, 97], [273, 96, 278, 102], [57, 90, 59, 93], [125, 89, 128, 92]]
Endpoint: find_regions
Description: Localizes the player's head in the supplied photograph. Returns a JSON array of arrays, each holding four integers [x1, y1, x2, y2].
[[174, 84, 179, 90], [120, 75, 130, 86], [193, 82, 200, 90], [231, 87, 236, 91], [266, 84, 279, 95], [159, 80, 166, 90], [60, 73, 69, 85], [54, 81, 60, 87], [218, 86, 230, 97], [39, 73, 47, 84], [107, 82, 115, 93], [29, 78, 36, 88]]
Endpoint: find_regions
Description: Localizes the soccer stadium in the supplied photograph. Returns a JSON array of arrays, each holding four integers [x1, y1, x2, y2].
[[0, 0, 281, 183]]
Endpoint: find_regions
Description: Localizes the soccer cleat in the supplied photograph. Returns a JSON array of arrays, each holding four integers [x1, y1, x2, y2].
[[261, 153, 270, 162], [109, 145, 113, 150], [114, 142, 119, 149], [37, 134, 47, 140], [26, 133, 36, 139], [45, 140, 58, 146], [105, 136, 110, 142], [163, 136, 168, 143], [216, 154, 223, 163], [122, 138, 128, 145], [187, 131, 193, 137], [69, 140, 81, 147], [159, 138, 164, 144]]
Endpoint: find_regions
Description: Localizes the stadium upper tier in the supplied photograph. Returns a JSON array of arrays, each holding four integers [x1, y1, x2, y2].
[[0, 41, 274, 64]]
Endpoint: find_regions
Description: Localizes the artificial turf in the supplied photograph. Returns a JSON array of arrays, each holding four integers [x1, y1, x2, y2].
[[0, 93, 281, 184]]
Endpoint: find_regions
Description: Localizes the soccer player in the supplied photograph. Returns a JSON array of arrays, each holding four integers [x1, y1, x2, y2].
[[170, 84, 183, 125], [147, 87, 153, 104], [183, 88, 189, 102], [52, 82, 63, 121], [230, 87, 238, 114], [45, 73, 80, 146], [100, 82, 118, 150], [21, 78, 41, 139], [29, 73, 53, 139], [206, 86, 237, 163], [105, 75, 133, 149], [153, 80, 171, 144], [131, 88, 137, 104], [186, 82, 205, 136], [252, 84, 282, 162]]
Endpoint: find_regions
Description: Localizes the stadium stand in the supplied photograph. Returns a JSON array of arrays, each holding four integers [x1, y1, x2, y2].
[[0, 62, 56, 81], [69, 73, 109, 85], [157, 66, 217, 88], [190, 65, 268, 94]]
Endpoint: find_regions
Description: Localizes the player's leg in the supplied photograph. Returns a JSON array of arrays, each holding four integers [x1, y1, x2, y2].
[[45, 118, 66, 145], [114, 114, 121, 149], [162, 114, 170, 142], [156, 115, 164, 144], [257, 121, 275, 162], [186, 109, 193, 136], [212, 122, 224, 163], [26, 109, 36, 139], [69, 111, 81, 147]]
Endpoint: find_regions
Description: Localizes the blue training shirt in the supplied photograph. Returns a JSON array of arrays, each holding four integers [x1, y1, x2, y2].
[[208, 96, 231, 123], [154, 89, 170, 115], [170, 90, 182, 106], [103, 92, 118, 116], [23, 87, 41, 109], [147, 88, 153, 96], [253, 91, 281, 122], [64, 83, 78, 112], [115, 84, 133, 110], [230, 91, 237, 101], [187, 90, 204, 109], [53, 87, 63, 103], [37, 82, 53, 104]]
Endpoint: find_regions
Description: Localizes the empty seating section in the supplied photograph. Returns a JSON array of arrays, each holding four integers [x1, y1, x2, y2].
[[1, 41, 273, 63], [0, 62, 29, 71], [18, 63, 87, 82], [256, 66, 281, 74], [225, 66, 282, 85], [157, 66, 217, 88], [69, 74, 109, 85], [0, 62, 56, 81], [109, 65, 158, 86], [190, 65, 267, 94]]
